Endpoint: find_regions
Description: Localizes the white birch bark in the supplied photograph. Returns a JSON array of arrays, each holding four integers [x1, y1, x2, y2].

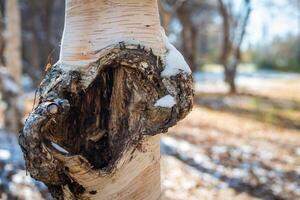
[[59, 0, 165, 67], [57, 1, 164, 199]]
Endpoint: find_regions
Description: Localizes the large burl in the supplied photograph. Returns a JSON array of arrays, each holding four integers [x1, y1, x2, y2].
[[19, 45, 193, 199]]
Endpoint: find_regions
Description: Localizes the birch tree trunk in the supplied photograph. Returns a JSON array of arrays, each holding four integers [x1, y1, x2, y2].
[[1, 0, 23, 133], [19, 0, 193, 199]]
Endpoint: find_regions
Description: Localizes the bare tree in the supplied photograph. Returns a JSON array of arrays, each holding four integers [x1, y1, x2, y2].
[[21, 0, 65, 84], [4, 0, 22, 85], [19, 0, 193, 199], [177, 1, 199, 72], [160, 0, 199, 72], [160, 0, 216, 72], [0, 0, 23, 133], [0, 6, 4, 65], [158, 1, 173, 33], [218, 0, 251, 93]]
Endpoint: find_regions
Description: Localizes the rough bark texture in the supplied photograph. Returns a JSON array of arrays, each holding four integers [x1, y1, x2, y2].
[[19, 45, 193, 199]]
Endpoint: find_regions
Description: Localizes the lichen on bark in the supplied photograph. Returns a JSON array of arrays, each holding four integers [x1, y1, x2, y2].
[[19, 45, 193, 199]]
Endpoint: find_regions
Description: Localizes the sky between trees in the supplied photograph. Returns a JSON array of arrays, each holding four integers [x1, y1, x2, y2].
[[245, 0, 299, 48]]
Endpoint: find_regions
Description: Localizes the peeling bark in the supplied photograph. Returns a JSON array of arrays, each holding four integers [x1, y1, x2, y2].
[[19, 45, 193, 199]]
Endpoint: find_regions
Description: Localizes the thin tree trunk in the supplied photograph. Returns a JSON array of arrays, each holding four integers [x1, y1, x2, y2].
[[4, 0, 22, 85], [26, 0, 42, 86], [2, 0, 23, 132], [158, 2, 172, 33], [0, 9, 5, 66], [218, 0, 251, 94], [225, 67, 237, 93], [177, 2, 198, 72], [19, 0, 193, 199], [218, 0, 231, 83]]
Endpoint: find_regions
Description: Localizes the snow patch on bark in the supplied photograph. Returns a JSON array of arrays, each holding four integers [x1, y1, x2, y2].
[[51, 142, 69, 154], [154, 95, 176, 108], [160, 28, 191, 77]]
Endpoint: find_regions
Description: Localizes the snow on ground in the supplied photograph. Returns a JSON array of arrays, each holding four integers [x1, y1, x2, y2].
[[0, 130, 24, 166], [160, 70, 300, 200], [161, 133, 300, 200], [193, 70, 300, 97], [0, 130, 50, 200]]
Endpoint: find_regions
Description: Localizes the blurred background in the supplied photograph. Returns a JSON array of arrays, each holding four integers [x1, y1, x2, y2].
[[0, 0, 299, 199]]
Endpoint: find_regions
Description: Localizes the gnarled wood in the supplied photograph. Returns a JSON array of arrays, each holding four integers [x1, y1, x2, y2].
[[19, 45, 193, 199]]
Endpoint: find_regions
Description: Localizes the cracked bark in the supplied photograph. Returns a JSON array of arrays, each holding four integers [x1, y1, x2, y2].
[[19, 0, 193, 199]]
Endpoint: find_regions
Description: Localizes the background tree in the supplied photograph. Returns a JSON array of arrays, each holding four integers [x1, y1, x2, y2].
[[177, 1, 198, 72], [4, 0, 22, 85], [218, 0, 251, 93], [21, 0, 64, 84], [0, 0, 23, 133], [160, 0, 215, 72]]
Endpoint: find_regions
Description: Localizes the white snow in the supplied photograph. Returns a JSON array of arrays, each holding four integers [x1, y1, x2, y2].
[[154, 95, 176, 108], [51, 142, 69, 154], [11, 171, 32, 185], [0, 130, 49, 199], [0, 149, 11, 160], [0, 131, 24, 165], [161, 28, 191, 77]]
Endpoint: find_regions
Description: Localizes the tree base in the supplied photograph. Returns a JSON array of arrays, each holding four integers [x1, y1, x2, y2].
[[60, 136, 161, 200]]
